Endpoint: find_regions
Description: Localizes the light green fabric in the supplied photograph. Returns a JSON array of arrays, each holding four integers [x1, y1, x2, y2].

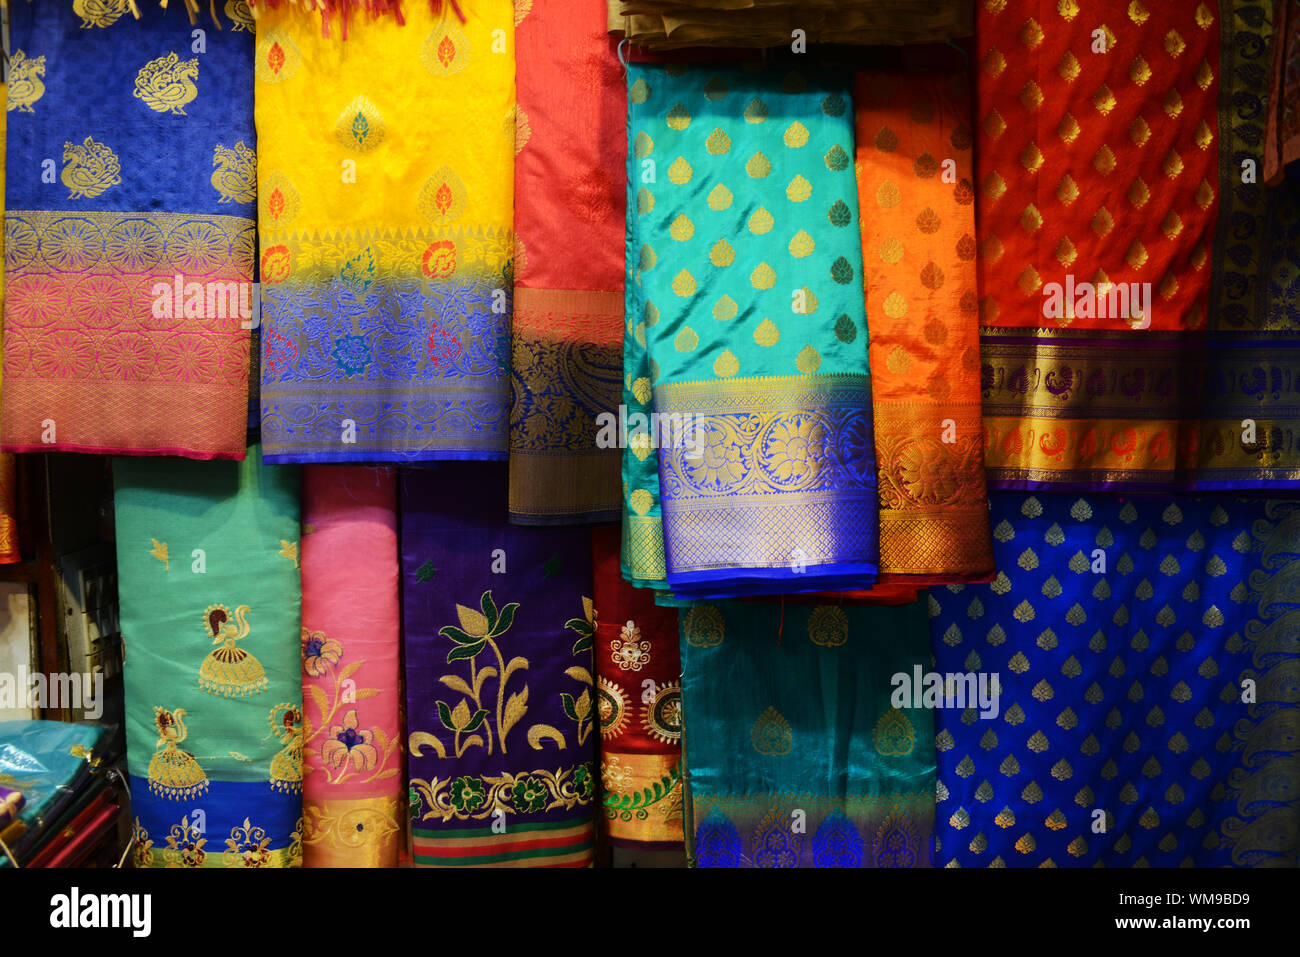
[[681, 599, 934, 867], [623, 62, 878, 598]]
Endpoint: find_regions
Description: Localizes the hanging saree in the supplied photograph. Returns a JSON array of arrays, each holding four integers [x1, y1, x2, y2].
[[300, 466, 402, 867], [682, 599, 934, 867], [1, 3, 255, 459], [404, 464, 597, 867], [931, 492, 1300, 867], [114, 448, 304, 868], [0, 94, 20, 565], [1196, 1, 1300, 487], [607, 1, 974, 48], [626, 62, 879, 598], [1264, 0, 1300, 184], [256, 1, 515, 463], [853, 71, 992, 581], [592, 524, 684, 850], [509, 0, 624, 524]]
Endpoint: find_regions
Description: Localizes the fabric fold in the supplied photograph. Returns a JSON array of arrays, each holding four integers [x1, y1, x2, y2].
[[626, 62, 879, 599], [404, 464, 597, 867], [2, 3, 255, 459], [256, 1, 515, 463], [300, 466, 402, 867], [681, 598, 935, 867], [114, 447, 303, 868], [509, 0, 625, 524]]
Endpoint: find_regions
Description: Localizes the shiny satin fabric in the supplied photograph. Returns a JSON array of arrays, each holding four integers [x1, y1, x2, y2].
[[0, 94, 19, 564], [681, 598, 934, 867], [300, 467, 402, 867], [931, 492, 1300, 867], [256, 1, 515, 463], [509, 0, 625, 524], [114, 449, 304, 868], [853, 71, 993, 582], [626, 62, 879, 599], [1, 3, 255, 459]]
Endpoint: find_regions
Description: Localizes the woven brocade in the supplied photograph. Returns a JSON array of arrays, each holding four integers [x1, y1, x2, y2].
[[2, 4, 254, 459], [256, 1, 515, 463]]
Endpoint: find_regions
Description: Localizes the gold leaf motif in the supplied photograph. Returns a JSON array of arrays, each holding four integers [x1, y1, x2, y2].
[[796, 345, 822, 374], [874, 709, 915, 756], [1057, 113, 1081, 143], [713, 295, 738, 321], [671, 269, 696, 298], [750, 262, 776, 290], [633, 131, 654, 159], [877, 181, 903, 208], [667, 156, 693, 185], [669, 214, 694, 242], [786, 174, 812, 203], [1020, 17, 1044, 47], [783, 121, 810, 149], [751, 706, 793, 755], [1128, 0, 1149, 23], [1164, 29, 1185, 57], [1056, 175, 1079, 206], [883, 291, 908, 319], [710, 238, 735, 267], [748, 207, 774, 235], [713, 350, 739, 378], [333, 94, 386, 153], [637, 187, 655, 214], [704, 76, 729, 101], [673, 326, 699, 352], [665, 102, 692, 130], [1093, 85, 1117, 115], [707, 183, 733, 210], [1057, 51, 1080, 82], [743, 97, 769, 123], [1130, 116, 1152, 146], [705, 127, 731, 155], [684, 605, 724, 646], [788, 230, 815, 258], [629, 78, 649, 104], [753, 318, 780, 347], [632, 377, 652, 404], [746, 151, 772, 178]]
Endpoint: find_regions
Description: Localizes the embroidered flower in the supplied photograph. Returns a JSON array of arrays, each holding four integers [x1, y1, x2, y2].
[[260, 244, 292, 283], [321, 709, 378, 771], [766, 416, 825, 484], [511, 775, 550, 814], [573, 764, 593, 801], [301, 628, 342, 677], [409, 785, 422, 821], [426, 321, 462, 370], [421, 240, 457, 279], [689, 427, 744, 490], [449, 775, 486, 813], [331, 334, 372, 376], [610, 620, 652, 672]]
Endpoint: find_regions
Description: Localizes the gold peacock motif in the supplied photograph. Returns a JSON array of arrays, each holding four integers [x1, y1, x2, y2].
[[61, 137, 122, 199], [199, 603, 268, 697], [148, 707, 209, 800], [267, 703, 303, 794], [225, 0, 255, 31], [7, 50, 47, 114], [134, 52, 199, 115], [74, 0, 128, 29], [211, 142, 257, 204]]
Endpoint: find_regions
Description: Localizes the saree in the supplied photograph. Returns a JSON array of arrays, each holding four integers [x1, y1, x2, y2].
[[300, 466, 402, 867], [627, 62, 879, 598], [592, 524, 684, 849], [256, 1, 515, 463], [931, 493, 1300, 867], [607, 1, 974, 48], [114, 448, 304, 868], [853, 71, 992, 581], [1264, 0, 1300, 184], [0, 785, 22, 832], [1, 2, 254, 459], [509, 0, 624, 524], [682, 599, 934, 867], [0, 720, 108, 868], [404, 465, 597, 867], [0, 94, 19, 564]]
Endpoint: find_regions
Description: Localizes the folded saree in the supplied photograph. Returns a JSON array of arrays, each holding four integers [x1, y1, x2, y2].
[[978, 0, 1300, 489], [404, 464, 597, 867], [0, 720, 107, 868], [509, 0, 624, 524], [300, 466, 401, 867], [608, 1, 974, 48], [853, 71, 992, 581], [1, 3, 254, 459], [626, 62, 879, 598], [256, 1, 514, 463], [592, 524, 684, 850], [682, 599, 934, 867], [932, 492, 1300, 867], [0, 95, 20, 564], [115, 448, 304, 868]]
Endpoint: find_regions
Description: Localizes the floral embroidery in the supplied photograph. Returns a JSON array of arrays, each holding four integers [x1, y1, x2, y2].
[[302, 628, 343, 677], [641, 680, 682, 745], [449, 776, 486, 813], [149, 538, 169, 571], [511, 775, 551, 813], [602, 756, 634, 791], [223, 817, 272, 868], [610, 620, 651, 671], [332, 335, 372, 376], [422, 240, 457, 279], [409, 766, 590, 824], [322, 710, 379, 772], [597, 676, 629, 739], [132, 817, 154, 868], [334, 94, 385, 153], [162, 815, 207, 868]]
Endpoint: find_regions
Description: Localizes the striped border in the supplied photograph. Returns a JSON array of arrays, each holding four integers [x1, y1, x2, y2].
[[412, 817, 594, 868]]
